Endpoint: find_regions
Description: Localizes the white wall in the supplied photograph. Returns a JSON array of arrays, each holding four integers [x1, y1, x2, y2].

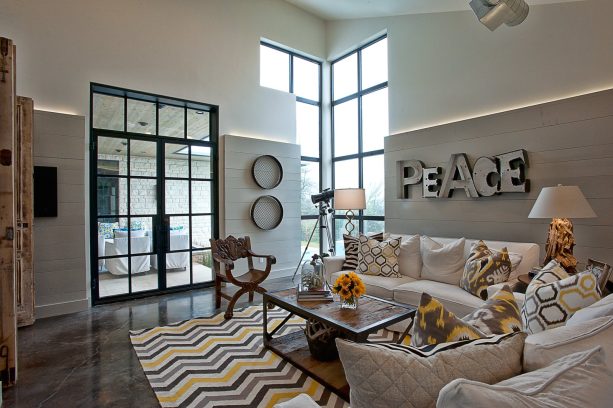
[[326, 1, 613, 134], [1, 0, 326, 142]]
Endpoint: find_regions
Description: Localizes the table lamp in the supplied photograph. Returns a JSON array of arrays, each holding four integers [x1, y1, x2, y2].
[[528, 185, 596, 273], [334, 188, 366, 236]]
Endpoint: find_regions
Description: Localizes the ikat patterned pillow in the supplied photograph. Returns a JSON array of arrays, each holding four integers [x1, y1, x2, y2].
[[460, 240, 512, 300], [411, 292, 486, 347], [521, 261, 601, 334], [357, 235, 401, 277], [463, 285, 523, 335]]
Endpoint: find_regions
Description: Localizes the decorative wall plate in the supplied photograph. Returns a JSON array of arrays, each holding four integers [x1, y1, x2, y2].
[[252, 155, 283, 189], [251, 195, 283, 230]]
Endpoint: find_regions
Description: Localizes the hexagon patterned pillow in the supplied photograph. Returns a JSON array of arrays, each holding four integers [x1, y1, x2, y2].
[[357, 234, 401, 277], [522, 260, 601, 334]]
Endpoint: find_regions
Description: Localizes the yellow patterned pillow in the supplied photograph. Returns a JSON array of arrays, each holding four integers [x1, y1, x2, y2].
[[522, 264, 601, 334], [411, 292, 486, 347], [460, 240, 512, 300], [463, 285, 522, 335]]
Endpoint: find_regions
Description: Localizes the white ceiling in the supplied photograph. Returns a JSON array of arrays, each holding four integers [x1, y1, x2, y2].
[[284, 0, 584, 20]]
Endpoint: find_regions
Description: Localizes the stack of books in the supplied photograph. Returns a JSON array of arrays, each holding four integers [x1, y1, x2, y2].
[[296, 284, 333, 302]]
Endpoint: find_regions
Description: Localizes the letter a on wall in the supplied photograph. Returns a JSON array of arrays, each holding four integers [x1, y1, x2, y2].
[[439, 153, 479, 198]]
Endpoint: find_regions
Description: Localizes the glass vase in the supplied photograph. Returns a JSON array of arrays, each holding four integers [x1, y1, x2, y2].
[[340, 296, 358, 310]]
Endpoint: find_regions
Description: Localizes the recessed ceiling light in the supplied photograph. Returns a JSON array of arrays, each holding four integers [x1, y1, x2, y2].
[[195, 111, 204, 115]]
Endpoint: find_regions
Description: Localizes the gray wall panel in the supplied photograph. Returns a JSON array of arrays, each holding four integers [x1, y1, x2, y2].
[[223, 135, 301, 279], [385, 89, 613, 269], [33, 110, 87, 318]]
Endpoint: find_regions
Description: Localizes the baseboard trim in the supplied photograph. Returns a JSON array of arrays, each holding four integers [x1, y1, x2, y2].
[[35, 298, 90, 319]]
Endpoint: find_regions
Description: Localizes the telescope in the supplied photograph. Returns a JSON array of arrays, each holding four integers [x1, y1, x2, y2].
[[311, 189, 334, 205]]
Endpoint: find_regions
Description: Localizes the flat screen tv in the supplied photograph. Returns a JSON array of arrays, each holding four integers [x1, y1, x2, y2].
[[34, 166, 58, 217]]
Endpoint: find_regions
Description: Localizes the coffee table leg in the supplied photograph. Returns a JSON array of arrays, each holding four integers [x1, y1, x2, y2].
[[397, 314, 415, 344]]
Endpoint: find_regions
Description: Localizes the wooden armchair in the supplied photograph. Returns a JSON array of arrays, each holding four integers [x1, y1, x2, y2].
[[210, 235, 276, 319]]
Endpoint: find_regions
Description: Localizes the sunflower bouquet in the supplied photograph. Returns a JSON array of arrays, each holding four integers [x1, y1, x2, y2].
[[331, 272, 366, 309]]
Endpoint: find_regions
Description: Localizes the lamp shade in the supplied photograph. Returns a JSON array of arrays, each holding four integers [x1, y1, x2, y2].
[[528, 185, 596, 219], [334, 188, 366, 210]]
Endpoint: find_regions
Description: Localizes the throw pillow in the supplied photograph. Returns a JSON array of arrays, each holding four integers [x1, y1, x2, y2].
[[420, 236, 466, 285], [437, 347, 612, 408], [460, 240, 513, 300], [98, 222, 119, 239], [522, 262, 601, 334], [357, 235, 401, 277], [337, 332, 525, 408], [462, 285, 522, 335], [397, 234, 421, 279], [411, 292, 486, 347], [342, 232, 384, 270]]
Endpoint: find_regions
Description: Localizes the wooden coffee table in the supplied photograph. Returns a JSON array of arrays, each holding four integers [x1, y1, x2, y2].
[[262, 288, 416, 401]]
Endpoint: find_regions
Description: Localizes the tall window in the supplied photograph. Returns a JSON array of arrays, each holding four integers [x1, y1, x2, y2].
[[331, 36, 388, 252], [260, 42, 322, 257]]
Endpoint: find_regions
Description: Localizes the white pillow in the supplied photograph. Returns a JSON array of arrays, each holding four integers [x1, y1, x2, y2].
[[114, 229, 146, 238], [398, 234, 421, 279], [420, 236, 465, 285], [567, 294, 613, 325], [523, 316, 613, 372], [437, 347, 612, 408]]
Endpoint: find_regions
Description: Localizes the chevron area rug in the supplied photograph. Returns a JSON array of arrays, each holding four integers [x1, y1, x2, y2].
[[130, 305, 407, 408]]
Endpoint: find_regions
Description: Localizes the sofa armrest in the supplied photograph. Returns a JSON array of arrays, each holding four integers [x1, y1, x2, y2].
[[323, 256, 345, 281]]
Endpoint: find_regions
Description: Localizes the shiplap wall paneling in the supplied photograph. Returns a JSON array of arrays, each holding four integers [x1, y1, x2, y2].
[[33, 110, 87, 318], [223, 135, 301, 278], [384, 89, 613, 269]]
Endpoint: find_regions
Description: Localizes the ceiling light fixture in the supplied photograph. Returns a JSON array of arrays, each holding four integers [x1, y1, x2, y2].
[[469, 0, 529, 31], [195, 111, 205, 115], [138, 121, 149, 127]]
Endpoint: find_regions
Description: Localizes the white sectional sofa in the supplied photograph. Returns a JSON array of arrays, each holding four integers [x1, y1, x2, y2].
[[324, 235, 540, 317]]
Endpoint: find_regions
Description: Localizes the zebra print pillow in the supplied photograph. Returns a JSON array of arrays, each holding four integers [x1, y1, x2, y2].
[[342, 232, 384, 271]]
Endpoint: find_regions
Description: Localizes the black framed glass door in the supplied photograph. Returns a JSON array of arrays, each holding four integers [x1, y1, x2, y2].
[[90, 84, 218, 304]]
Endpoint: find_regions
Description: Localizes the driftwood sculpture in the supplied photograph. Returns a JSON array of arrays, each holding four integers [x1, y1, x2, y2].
[[544, 218, 576, 273]]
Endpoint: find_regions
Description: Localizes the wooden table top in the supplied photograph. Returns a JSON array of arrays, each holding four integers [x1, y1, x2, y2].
[[264, 288, 415, 336]]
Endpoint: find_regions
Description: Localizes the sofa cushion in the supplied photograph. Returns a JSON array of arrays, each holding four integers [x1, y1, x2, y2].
[[523, 315, 613, 371], [337, 332, 525, 408], [358, 235, 401, 277], [420, 236, 466, 285], [438, 347, 612, 408], [522, 262, 601, 334], [567, 294, 613, 325], [397, 234, 421, 279], [411, 292, 486, 347], [460, 240, 512, 300], [394, 280, 484, 317], [341, 232, 384, 271], [462, 285, 522, 335], [331, 271, 415, 300]]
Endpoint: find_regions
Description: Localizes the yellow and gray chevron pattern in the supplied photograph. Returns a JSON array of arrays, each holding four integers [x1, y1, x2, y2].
[[130, 306, 410, 408]]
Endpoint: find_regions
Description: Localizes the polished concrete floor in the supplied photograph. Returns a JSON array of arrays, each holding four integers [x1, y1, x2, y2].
[[4, 277, 294, 408]]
